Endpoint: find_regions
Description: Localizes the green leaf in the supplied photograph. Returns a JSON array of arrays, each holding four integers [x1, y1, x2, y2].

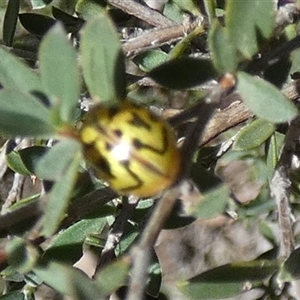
[[169, 26, 205, 59], [18, 13, 55, 37], [80, 14, 126, 104], [94, 258, 130, 295], [191, 184, 229, 219], [39, 23, 80, 123], [0, 48, 42, 94], [0, 90, 54, 137], [6, 151, 31, 175], [179, 260, 278, 299], [203, 0, 216, 23], [7, 237, 39, 274], [28, 0, 53, 9], [172, 0, 200, 15], [133, 50, 168, 72], [163, 1, 184, 24], [3, 0, 20, 46], [6, 146, 49, 175], [0, 291, 25, 300], [290, 48, 300, 75], [266, 134, 279, 182], [233, 119, 275, 151], [34, 261, 101, 299], [147, 258, 162, 297], [278, 247, 300, 283], [75, 0, 106, 20], [116, 223, 139, 256], [41, 140, 81, 236], [18, 146, 49, 174], [148, 58, 216, 89], [226, 0, 275, 58], [237, 72, 298, 123], [36, 139, 80, 181], [208, 20, 238, 73], [52, 7, 85, 33], [44, 215, 107, 263]]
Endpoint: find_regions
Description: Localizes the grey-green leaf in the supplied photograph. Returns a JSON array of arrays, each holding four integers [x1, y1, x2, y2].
[[80, 14, 126, 104], [34, 261, 101, 298], [191, 184, 230, 219], [7, 237, 39, 274], [133, 50, 168, 72], [266, 134, 279, 182], [28, 0, 53, 9], [172, 0, 200, 15], [237, 72, 298, 123], [6, 146, 49, 176], [226, 0, 275, 58], [40, 140, 81, 236], [0, 291, 25, 300], [208, 20, 238, 73], [36, 139, 81, 181], [6, 151, 32, 175], [0, 90, 54, 136], [94, 258, 130, 295], [233, 119, 275, 151], [3, 0, 20, 47], [0, 48, 42, 94], [278, 247, 300, 283], [44, 215, 107, 263], [179, 260, 278, 299], [39, 23, 80, 122]]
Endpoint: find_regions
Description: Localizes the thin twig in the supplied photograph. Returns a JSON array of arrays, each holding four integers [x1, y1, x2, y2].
[[270, 115, 300, 258], [168, 79, 300, 147], [271, 167, 294, 258], [93, 196, 139, 276], [126, 186, 181, 300], [0, 142, 8, 180], [1, 173, 25, 215], [107, 0, 175, 27], [122, 22, 203, 57]]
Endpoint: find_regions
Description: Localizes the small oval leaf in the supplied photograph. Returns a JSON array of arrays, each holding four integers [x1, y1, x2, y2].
[[0, 48, 42, 94], [208, 20, 238, 73], [80, 14, 126, 103], [0, 90, 54, 137], [226, 0, 275, 58], [237, 72, 298, 123], [41, 141, 81, 236], [36, 139, 80, 181], [278, 247, 300, 283], [179, 260, 278, 299], [148, 57, 216, 89], [133, 50, 168, 72], [39, 23, 80, 122], [233, 119, 276, 151], [19, 13, 55, 36], [6, 151, 31, 175], [44, 215, 107, 263], [3, 0, 20, 46]]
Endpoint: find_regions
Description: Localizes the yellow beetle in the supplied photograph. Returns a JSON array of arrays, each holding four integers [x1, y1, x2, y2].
[[79, 101, 181, 197]]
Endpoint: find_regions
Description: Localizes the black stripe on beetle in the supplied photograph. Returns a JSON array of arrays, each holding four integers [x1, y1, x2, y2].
[[118, 160, 144, 192], [93, 153, 115, 179], [83, 143, 115, 179], [128, 112, 152, 130], [131, 127, 169, 155]]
